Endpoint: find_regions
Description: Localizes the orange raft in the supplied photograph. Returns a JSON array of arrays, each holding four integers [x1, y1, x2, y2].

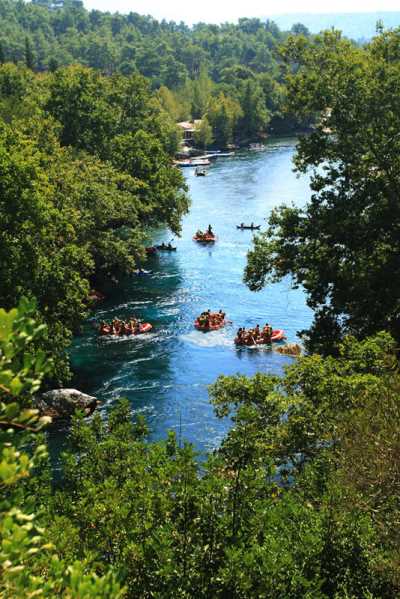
[[194, 318, 226, 332], [99, 323, 153, 336], [235, 329, 285, 346], [193, 233, 216, 243]]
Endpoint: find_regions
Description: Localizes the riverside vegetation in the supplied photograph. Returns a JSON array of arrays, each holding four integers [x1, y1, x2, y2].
[[1, 9, 400, 598]]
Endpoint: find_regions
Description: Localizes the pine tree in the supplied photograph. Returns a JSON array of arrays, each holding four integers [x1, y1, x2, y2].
[[24, 36, 35, 70]]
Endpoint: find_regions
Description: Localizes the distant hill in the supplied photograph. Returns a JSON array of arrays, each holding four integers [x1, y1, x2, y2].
[[270, 12, 400, 41]]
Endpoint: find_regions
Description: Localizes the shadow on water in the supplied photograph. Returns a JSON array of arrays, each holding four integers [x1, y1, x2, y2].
[[66, 138, 313, 456]]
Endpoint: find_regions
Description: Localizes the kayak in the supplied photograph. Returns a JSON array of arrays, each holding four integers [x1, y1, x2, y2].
[[156, 245, 177, 251], [99, 323, 153, 336], [195, 319, 226, 331], [235, 329, 285, 346], [193, 234, 216, 243], [134, 269, 152, 276], [236, 225, 261, 230]]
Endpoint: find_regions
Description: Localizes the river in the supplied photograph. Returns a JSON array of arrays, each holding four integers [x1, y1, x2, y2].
[[69, 138, 313, 455]]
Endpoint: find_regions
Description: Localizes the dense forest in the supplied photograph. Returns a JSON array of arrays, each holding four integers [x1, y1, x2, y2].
[[0, 0, 310, 142], [1, 1, 400, 596]]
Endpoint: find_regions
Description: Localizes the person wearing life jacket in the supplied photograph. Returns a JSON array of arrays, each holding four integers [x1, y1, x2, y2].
[[99, 321, 110, 335], [198, 313, 207, 327], [123, 321, 132, 335], [262, 323, 272, 344], [235, 327, 245, 344], [207, 224, 213, 235]]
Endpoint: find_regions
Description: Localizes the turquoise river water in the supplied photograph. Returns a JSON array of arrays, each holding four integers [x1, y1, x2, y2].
[[68, 138, 313, 455]]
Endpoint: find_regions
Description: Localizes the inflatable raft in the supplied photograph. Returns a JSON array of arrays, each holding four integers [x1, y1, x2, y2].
[[194, 319, 225, 331], [235, 329, 285, 346], [193, 234, 216, 243], [100, 323, 153, 336]]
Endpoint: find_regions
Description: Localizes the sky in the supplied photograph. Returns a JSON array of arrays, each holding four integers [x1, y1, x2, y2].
[[83, 0, 400, 23]]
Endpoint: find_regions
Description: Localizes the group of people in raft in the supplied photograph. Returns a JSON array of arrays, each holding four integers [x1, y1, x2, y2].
[[194, 224, 215, 241], [99, 225, 283, 343], [235, 323, 274, 346], [195, 309, 226, 330], [99, 317, 151, 336]]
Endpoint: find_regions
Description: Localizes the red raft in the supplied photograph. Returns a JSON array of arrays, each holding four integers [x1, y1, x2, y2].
[[193, 233, 216, 243], [99, 323, 152, 336], [235, 329, 285, 346], [195, 319, 226, 332]]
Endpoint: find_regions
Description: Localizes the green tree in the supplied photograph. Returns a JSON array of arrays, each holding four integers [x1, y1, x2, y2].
[[193, 117, 213, 149], [207, 93, 242, 147], [191, 65, 213, 119], [239, 79, 269, 139], [24, 36, 35, 70], [245, 29, 400, 353], [43, 332, 400, 598], [0, 299, 123, 598]]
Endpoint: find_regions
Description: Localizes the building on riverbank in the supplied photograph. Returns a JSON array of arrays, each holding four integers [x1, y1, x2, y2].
[[177, 120, 202, 145]]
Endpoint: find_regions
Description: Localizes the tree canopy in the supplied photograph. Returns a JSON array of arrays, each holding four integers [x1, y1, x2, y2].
[[0, 63, 189, 379], [0, 0, 309, 142], [2, 302, 399, 597], [245, 29, 400, 353]]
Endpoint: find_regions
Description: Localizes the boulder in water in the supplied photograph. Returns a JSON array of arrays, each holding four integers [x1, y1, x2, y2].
[[34, 388, 100, 419], [276, 343, 302, 356]]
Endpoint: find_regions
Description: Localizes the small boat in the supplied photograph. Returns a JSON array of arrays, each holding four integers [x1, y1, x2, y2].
[[194, 319, 226, 331], [236, 224, 261, 230], [195, 167, 207, 176], [156, 244, 177, 252], [193, 233, 216, 243], [133, 269, 152, 276], [175, 158, 211, 167]]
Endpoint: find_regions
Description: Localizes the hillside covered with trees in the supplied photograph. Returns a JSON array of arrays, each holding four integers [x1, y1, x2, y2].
[[0, 0, 309, 142]]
